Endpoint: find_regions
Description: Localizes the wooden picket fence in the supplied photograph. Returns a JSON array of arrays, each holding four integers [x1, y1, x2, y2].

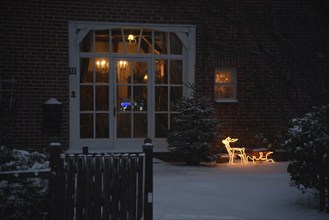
[[0, 139, 154, 220], [54, 153, 145, 220]]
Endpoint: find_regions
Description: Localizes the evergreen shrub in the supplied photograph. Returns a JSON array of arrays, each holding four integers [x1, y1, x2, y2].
[[282, 105, 329, 196], [0, 147, 49, 220], [167, 83, 220, 165]]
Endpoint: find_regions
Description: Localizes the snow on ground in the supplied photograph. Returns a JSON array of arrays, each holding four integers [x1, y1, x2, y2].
[[153, 161, 328, 220]]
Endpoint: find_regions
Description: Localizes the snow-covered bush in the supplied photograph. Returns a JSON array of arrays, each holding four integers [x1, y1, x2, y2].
[[282, 105, 329, 196], [0, 146, 49, 220], [167, 83, 220, 165]]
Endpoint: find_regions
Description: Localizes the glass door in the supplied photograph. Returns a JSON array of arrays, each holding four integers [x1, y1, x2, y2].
[[114, 59, 150, 142], [79, 58, 150, 151], [69, 23, 195, 152], [79, 57, 113, 149]]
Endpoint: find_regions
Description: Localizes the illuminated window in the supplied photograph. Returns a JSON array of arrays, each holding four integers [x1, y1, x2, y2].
[[214, 68, 237, 102], [70, 21, 196, 151]]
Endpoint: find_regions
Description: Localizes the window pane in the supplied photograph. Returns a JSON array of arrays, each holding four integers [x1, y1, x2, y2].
[[111, 29, 124, 53], [119, 98, 131, 111], [80, 58, 93, 83], [80, 114, 93, 138], [215, 70, 232, 83], [170, 86, 182, 111], [170, 33, 182, 55], [124, 29, 139, 54], [155, 86, 168, 111], [133, 86, 147, 111], [80, 30, 94, 52], [117, 86, 131, 112], [95, 30, 110, 53], [96, 114, 109, 138], [80, 85, 93, 111], [133, 114, 147, 138], [170, 60, 182, 84], [139, 30, 152, 54], [154, 31, 168, 54], [170, 113, 180, 130], [117, 114, 131, 138], [133, 62, 148, 84], [155, 113, 168, 138], [95, 58, 109, 83], [214, 86, 233, 99], [116, 61, 130, 84], [96, 86, 109, 111], [155, 60, 168, 84]]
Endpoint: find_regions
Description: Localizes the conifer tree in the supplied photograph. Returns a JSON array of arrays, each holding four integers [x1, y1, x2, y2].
[[167, 83, 219, 165]]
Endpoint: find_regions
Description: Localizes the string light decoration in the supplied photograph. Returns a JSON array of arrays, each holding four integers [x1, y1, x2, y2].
[[247, 152, 274, 163], [222, 137, 247, 164], [222, 136, 275, 164]]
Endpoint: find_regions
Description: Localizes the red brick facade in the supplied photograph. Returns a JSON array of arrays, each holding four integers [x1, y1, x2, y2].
[[1, 0, 328, 150]]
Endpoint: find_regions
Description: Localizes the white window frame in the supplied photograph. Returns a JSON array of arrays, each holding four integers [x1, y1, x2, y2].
[[68, 21, 196, 152], [214, 67, 238, 103]]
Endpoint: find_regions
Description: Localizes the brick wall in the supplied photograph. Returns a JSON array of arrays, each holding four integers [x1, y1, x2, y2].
[[196, 0, 329, 148], [1, 0, 328, 150]]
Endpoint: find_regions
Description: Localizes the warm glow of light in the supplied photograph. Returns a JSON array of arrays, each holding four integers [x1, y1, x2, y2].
[[222, 137, 247, 164], [118, 60, 128, 69], [127, 34, 136, 44], [215, 71, 232, 83], [160, 60, 165, 78], [247, 152, 275, 163], [222, 136, 275, 164], [96, 58, 109, 73], [144, 74, 148, 80]]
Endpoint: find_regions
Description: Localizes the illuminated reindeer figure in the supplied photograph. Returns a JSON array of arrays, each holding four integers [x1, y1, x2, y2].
[[222, 136, 275, 164], [222, 137, 247, 164]]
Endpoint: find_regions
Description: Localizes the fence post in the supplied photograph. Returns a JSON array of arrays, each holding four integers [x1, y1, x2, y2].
[[48, 137, 64, 220], [82, 146, 88, 155], [324, 148, 329, 213], [143, 138, 153, 220], [317, 146, 328, 213]]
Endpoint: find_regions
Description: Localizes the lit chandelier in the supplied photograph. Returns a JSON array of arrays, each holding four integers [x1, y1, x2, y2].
[[96, 59, 109, 73]]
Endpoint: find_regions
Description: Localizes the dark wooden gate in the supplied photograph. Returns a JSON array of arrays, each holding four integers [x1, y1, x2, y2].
[[58, 153, 144, 220], [0, 139, 153, 220], [1, 139, 153, 220], [49, 139, 153, 220]]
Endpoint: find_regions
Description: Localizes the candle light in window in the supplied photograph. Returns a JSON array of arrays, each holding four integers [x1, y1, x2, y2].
[[96, 58, 109, 73], [216, 71, 232, 83], [118, 60, 128, 70], [215, 73, 220, 83], [214, 67, 237, 101]]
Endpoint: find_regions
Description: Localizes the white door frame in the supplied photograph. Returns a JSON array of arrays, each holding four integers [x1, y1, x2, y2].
[[112, 57, 152, 151], [68, 21, 196, 153]]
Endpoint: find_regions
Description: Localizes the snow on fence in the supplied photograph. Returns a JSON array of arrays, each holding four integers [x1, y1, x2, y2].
[[57, 153, 145, 220], [318, 149, 329, 213], [0, 139, 154, 220]]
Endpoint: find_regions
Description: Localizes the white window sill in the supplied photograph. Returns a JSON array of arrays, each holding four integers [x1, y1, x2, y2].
[[214, 99, 238, 103]]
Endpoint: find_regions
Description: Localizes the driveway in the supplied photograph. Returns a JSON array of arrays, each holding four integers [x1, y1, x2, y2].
[[153, 160, 328, 220]]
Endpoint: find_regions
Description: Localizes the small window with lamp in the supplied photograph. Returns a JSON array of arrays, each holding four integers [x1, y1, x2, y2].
[[214, 67, 237, 102]]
